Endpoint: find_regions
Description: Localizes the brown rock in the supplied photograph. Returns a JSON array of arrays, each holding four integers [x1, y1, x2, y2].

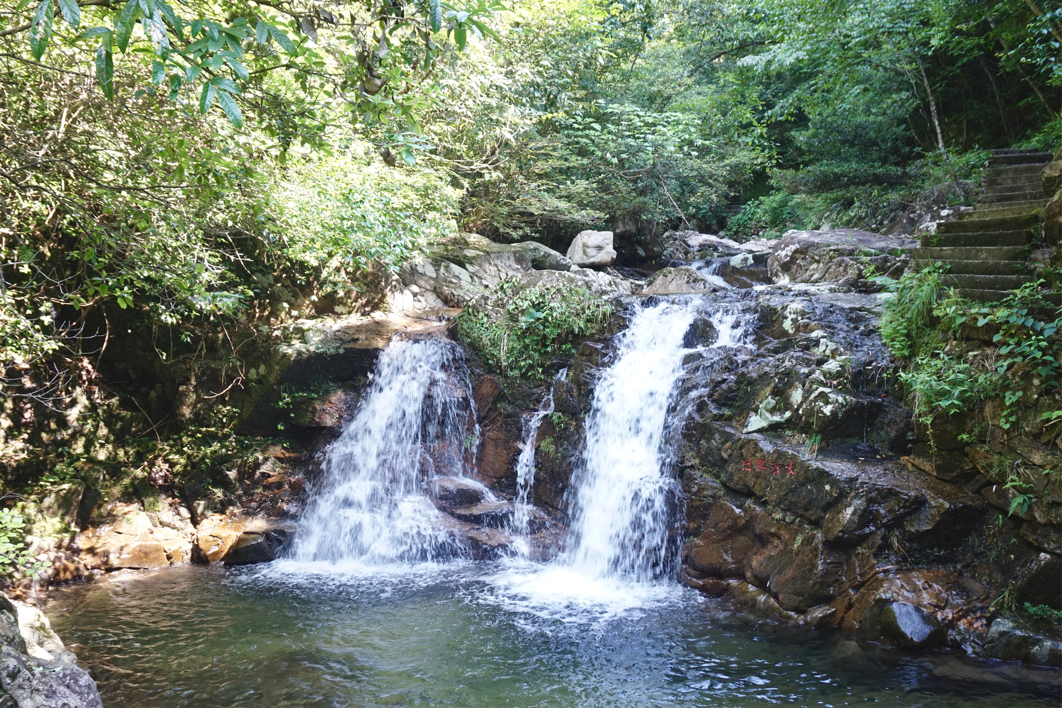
[[477, 429, 515, 481], [195, 514, 249, 563], [908, 443, 972, 481], [1020, 521, 1062, 554], [75, 527, 169, 570], [472, 375, 503, 416], [685, 501, 755, 577]]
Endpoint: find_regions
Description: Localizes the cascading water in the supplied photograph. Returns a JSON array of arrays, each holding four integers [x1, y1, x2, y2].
[[509, 369, 565, 558], [560, 298, 753, 582], [292, 335, 475, 564]]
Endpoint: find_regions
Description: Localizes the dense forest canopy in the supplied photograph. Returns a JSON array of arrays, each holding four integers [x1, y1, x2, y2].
[[0, 0, 1058, 425]]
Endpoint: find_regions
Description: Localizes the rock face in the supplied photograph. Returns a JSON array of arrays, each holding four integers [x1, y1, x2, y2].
[[0, 594, 102, 708], [194, 512, 251, 563], [566, 230, 617, 267]]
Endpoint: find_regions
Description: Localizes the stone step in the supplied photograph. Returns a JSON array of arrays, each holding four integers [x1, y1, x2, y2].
[[988, 148, 1051, 156], [912, 246, 1025, 261], [923, 230, 1029, 248], [942, 273, 1035, 290], [979, 187, 1047, 202], [913, 259, 1030, 275], [969, 200, 1048, 217], [959, 289, 1062, 305], [987, 152, 1053, 166], [940, 215, 1038, 234]]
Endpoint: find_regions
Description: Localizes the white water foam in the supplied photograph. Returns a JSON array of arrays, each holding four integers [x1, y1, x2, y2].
[[292, 336, 474, 564]]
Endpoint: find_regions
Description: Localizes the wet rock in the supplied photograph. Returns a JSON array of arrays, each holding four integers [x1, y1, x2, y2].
[[640, 267, 720, 295], [983, 618, 1062, 667], [566, 230, 617, 267], [445, 500, 513, 528], [429, 477, 489, 508], [463, 526, 512, 560], [1009, 437, 1059, 469], [861, 600, 947, 650], [194, 513, 249, 563], [684, 501, 754, 577], [223, 520, 293, 566], [0, 594, 102, 708]]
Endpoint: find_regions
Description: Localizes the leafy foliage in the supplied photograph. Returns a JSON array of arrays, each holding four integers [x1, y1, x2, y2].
[[456, 277, 612, 379]]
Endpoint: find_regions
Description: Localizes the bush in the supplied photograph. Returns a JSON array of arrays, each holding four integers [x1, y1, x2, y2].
[[456, 277, 612, 379]]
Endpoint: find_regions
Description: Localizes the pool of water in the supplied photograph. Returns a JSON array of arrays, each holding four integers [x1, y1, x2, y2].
[[47, 561, 1061, 707]]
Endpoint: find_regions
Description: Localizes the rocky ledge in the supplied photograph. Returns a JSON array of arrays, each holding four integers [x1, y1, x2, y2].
[[0, 594, 101, 707]]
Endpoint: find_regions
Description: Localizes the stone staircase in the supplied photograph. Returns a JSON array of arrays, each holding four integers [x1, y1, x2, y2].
[[913, 148, 1060, 304]]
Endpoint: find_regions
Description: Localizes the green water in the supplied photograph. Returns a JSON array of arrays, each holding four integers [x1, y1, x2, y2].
[[47, 561, 1060, 707]]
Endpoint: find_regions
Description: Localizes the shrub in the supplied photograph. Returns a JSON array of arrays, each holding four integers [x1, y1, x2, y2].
[[457, 278, 612, 379]]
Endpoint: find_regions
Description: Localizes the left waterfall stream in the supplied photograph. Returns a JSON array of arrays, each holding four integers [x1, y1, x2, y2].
[[291, 334, 481, 565]]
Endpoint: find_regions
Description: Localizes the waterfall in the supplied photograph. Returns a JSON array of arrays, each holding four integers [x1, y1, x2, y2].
[[561, 298, 752, 582], [509, 369, 565, 558], [292, 336, 474, 564]]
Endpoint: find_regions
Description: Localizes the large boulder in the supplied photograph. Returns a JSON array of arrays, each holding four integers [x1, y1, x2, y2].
[[766, 229, 916, 285], [640, 266, 721, 295], [566, 230, 617, 267]]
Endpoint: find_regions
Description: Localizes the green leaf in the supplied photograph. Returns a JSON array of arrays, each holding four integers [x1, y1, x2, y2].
[[215, 88, 243, 128], [184, 64, 200, 81], [115, 0, 140, 52], [225, 56, 249, 81], [57, 0, 80, 28], [400, 147, 416, 165], [190, 19, 203, 36], [151, 59, 166, 84], [199, 81, 215, 114], [212, 76, 241, 94], [453, 26, 467, 50], [138, 0, 154, 17], [429, 0, 442, 32], [255, 20, 268, 45], [29, 0, 54, 60], [267, 24, 296, 53], [156, 0, 183, 39], [76, 26, 111, 40], [95, 44, 114, 98]]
